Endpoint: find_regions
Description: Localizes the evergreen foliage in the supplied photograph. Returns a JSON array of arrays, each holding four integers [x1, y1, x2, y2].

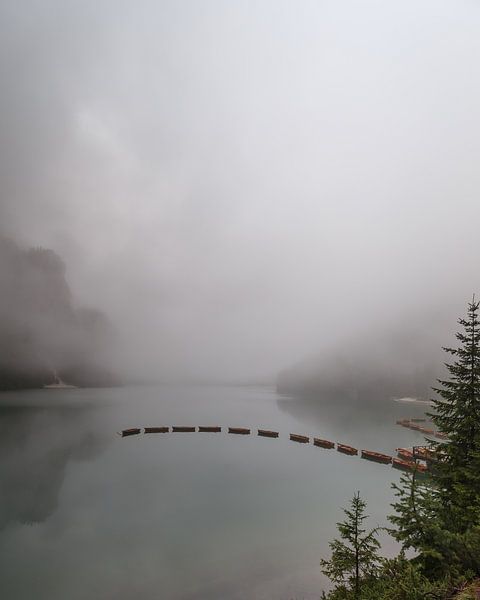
[[321, 298, 480, 598], [429, 298, 480, 531], [320, 492, 381, 599]]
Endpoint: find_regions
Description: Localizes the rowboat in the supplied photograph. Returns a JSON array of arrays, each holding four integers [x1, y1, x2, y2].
[[144, 426, 169, 433], [396, 448, 414, 461], [120, 428, 141, 437], [172, 426, 196, 432], [228, 427, 250, 435], [198, 426, 222, 432], [337, 444, 358, 456], [361, 450, 392, 464], [290, 434, 309, 443], [258, 429, 279, 438], [313, 438, 335, 449]]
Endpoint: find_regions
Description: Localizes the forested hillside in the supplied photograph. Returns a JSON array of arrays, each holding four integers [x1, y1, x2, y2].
[[0, 236, 118, 389]]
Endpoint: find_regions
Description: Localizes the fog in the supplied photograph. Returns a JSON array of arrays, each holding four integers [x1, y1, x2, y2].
[[1, 0, 480, 384]]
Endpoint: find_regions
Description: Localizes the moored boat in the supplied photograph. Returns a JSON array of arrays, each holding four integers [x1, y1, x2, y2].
[[172, 426, 196, 432], [258, 429, 279, 438], [361, 450, 392, 464], [396, 448, 415, 461], [290, 433, 309, 443], [228, 427, 250, 435], [144, 426, 169, 433], [337, 444, 358, 456], [120, 428, 141, 437], [198, 426, 222, 432], [313, 438, 335, 449], [392, 457, 414, 471]]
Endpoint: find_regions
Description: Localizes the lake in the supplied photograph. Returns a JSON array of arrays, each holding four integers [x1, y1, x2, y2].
[[0, 385, 430, 599]]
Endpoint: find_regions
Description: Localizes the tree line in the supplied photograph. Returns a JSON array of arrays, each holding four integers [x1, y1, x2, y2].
[[320, 299, 480, 599]]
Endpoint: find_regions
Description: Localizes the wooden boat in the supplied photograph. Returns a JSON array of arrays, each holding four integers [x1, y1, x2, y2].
[[144, 426, 169, 433], [337, 444, 358, 456], [419, 428, 435, 435], [414, 447, 438, 462], [290, 434, 309, 443], [393, 458, 427, 473], [411, 418, 426, 423], [258, 429, 279, 438], [361, 450, 392, 464], [313, 438, 335, 449], [408, 423, 423, 431], [120, 428, 141, 437], [392, 458, 415, 471], [435, 432, 449, 440], [198, 426, 222, 432], [396, 448, 415, 461], [400, 421, 412, 428], [228, 427, 250, 435], [172, 426, 196, 432]]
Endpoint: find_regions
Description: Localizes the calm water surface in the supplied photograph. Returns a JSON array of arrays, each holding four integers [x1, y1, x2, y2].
[[0, 385, 429, 599]]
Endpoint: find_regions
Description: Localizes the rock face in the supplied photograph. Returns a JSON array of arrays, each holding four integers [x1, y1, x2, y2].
[[0, 235, 119, 389]]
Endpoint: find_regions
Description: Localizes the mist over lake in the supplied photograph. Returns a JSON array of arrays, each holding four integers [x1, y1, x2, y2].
[[1, 1, 480, 598], [0, 384, 430, 600]]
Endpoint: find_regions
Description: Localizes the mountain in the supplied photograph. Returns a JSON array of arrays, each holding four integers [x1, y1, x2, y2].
[[277, 326, 444, 402], [0, 235, 119, 389]]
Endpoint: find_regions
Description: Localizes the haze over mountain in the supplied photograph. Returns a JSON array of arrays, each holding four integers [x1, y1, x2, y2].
[[0, 235, 117, 389], [1, 1, 480, 386]]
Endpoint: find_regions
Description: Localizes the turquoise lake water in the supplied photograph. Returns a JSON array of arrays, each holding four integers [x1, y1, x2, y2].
[[0, 385, 430, 599]]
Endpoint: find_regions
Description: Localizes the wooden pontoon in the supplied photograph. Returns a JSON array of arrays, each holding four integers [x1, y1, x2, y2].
[[172, 426, 196, 432], [198, 426, 222, 432], [228, 427, 250, 435], [337, 443, 358, 456], [313, 438, 335, 449], [361, 450, 392, 464], [258, 429, 279, 438], [120, 428, 141, 437], [144, 426, 169, 433], [290, 433, 309, 443]]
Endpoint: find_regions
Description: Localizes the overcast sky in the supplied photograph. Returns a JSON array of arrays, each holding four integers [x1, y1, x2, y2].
[[1, 0, 480, 381]]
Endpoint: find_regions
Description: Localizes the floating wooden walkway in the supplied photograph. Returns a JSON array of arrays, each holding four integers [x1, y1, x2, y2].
[[117, 425, 429, 474]]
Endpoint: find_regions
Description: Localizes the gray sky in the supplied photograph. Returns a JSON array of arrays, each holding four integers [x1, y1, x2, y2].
[[1, 0, 480, 381]]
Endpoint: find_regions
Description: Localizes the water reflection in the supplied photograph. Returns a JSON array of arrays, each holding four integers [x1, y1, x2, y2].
[[0, 403, 108, 528]]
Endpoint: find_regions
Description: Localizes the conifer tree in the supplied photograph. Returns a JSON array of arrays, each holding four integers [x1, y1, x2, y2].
[[429, 298, 480, 531], [320, 492, 381, 599]]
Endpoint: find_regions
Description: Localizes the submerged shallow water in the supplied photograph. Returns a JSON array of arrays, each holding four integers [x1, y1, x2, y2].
[[0, 385, 429, 599]]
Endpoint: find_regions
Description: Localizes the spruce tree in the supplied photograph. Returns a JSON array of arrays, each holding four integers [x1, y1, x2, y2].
[[320, 492, 381, 599], [429, 298, 480, 531]]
